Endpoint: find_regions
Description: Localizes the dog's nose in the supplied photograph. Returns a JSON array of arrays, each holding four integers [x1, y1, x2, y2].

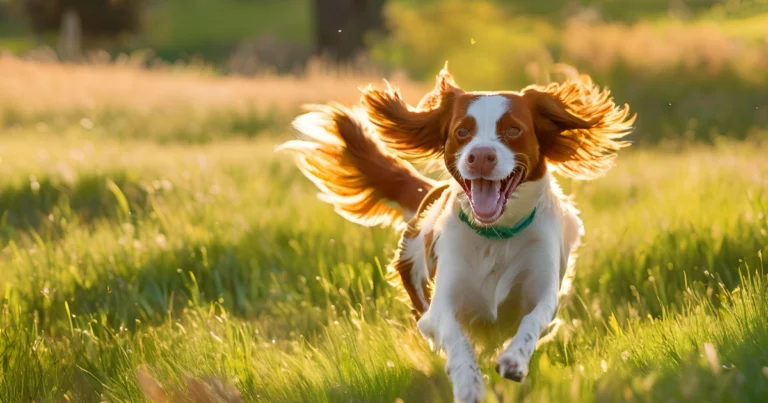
[[467, 146, 497, 176]]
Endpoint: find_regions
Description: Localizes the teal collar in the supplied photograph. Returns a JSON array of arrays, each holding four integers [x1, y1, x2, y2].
[[458, 208, 537, 240]]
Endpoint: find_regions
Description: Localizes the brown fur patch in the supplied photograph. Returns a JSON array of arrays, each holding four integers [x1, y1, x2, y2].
[[388, 183, 451, 313], [391, 257, 426, 313], [521, 75, 636, 180], [360, 68, 464, 161], [363, 65, 634, 190], [278, 103, 435, 227]]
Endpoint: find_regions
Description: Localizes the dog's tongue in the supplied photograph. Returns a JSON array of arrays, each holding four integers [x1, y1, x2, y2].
[[470, 179, 501, 217]]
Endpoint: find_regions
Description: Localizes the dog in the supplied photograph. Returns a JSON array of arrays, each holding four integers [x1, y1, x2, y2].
[[277, 65, 634, 402]]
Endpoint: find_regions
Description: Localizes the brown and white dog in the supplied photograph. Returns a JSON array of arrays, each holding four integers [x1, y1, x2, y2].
[[277, 66, 634, 402]]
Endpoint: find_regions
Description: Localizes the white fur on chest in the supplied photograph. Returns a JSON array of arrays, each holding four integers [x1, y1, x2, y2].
[[414, 172, 584, 400], [430, 173, 574, 330]]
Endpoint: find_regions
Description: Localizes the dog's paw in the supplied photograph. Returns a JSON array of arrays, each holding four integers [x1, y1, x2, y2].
[[495, 351, 529, 383], [447, 361, 485, 403]]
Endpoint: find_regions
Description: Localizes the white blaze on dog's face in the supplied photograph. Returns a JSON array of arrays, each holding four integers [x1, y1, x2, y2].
[[459, 96, 517, 180], [444, 93, 543, 224], [360, 67, 633, 226]]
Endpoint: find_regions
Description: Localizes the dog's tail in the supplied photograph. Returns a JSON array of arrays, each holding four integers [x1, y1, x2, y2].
[[276, 103, 436, 228]]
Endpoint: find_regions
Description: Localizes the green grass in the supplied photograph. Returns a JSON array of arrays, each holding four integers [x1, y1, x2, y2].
[[145, 0, 312, 62], [0, 105, 291, 144], [0, 0, 312, 63], [2, 0, 767, 399], [0, 119, 766, 401]]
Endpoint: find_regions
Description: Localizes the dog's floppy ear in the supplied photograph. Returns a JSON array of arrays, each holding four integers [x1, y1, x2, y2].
[[522, 75, 635, 179], [361, 64, 463, 160]]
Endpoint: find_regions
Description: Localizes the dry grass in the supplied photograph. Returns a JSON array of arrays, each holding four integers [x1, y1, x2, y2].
[[0, 54, 428, 115], [137, 366, 244, 403], [563, 19, 768, 80]]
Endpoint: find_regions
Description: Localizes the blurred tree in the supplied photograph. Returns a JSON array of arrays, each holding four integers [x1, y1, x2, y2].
[[313, 0, 385, 61], [19, 0, 143, 37]]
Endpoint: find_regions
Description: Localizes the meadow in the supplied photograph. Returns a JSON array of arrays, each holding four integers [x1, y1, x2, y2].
[[0, 51, 766, 403]]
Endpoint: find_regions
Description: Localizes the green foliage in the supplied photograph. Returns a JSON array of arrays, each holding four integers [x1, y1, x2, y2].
[[2, 0, 313, 64], [19, 0, 144, 36], [371, 0, 558, 89], [146, 0, 312, 63], [398, 0, 768, 21]]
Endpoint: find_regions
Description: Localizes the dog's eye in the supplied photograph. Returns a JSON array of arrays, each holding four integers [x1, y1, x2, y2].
[[457, 128, 470, 139], [505, 126, 521, 138]]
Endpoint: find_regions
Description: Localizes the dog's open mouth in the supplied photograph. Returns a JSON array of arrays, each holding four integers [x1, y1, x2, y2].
[[462, 167, 526, 224]]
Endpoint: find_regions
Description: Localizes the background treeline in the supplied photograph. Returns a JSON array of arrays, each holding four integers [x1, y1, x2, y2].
[[1, 0, 767, 144]]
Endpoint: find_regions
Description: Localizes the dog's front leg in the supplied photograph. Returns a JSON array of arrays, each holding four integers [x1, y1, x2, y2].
[[496, 271, 559, 382], [417, 270, 484, 402]]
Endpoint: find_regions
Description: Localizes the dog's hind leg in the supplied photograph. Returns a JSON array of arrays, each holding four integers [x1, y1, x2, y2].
[[389, 232, 432, 315], [387, 182, 451, 316]]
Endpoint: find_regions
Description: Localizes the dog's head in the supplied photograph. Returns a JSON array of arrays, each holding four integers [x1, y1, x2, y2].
[[361, 65, 635, 224]]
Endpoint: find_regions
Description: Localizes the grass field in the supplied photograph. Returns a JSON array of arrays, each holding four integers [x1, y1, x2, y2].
[[0, 56, 767, 402]]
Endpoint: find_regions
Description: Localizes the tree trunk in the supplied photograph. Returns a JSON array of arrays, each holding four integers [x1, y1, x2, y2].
[[313, 0, 385, 62], [57, 8, 82, 62]]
